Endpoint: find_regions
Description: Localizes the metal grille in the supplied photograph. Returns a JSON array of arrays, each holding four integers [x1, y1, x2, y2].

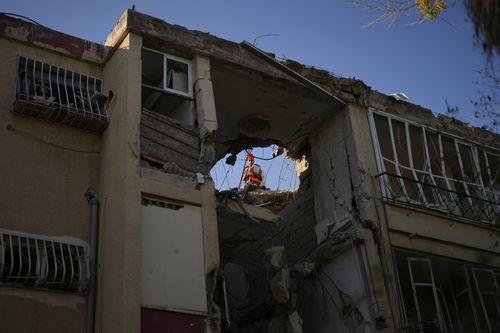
[[0, 229, 89, 293], [377, 172, 500, 226], [13, 56, 109, 132]]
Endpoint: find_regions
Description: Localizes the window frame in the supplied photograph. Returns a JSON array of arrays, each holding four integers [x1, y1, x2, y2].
[[141, 47, 193, 98], [368, 108, 500, 224]]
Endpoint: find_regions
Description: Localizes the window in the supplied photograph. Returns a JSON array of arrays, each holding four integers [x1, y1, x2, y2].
[[141, 48, 195, 126], [0, 229, 89, 293], [369, 110, 500, 225], [14, 56, 109, 132], [395, 250, 500, 333]]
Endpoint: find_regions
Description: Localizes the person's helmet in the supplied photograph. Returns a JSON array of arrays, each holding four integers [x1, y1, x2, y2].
[[246, 153, 255, 162]]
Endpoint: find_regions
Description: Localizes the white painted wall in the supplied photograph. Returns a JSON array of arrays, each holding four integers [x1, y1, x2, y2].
[[141, 199, 207, 314]]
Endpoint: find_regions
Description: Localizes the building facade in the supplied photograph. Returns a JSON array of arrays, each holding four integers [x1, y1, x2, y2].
[[0, 9, 498, 333]]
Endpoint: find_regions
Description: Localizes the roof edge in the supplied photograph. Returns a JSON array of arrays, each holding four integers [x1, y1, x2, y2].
[[0, 13, 109, 64]]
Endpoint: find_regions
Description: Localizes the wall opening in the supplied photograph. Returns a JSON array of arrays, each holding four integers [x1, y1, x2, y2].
[[210, 145, 302, 192], [141, 47, 196, 127]]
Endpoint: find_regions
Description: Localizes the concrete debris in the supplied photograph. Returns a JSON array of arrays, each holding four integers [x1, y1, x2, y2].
[[269, 268, 290, 304], [195, 172, 205, 184], [265, 246, 286, 268], [287, 312, 303, 333], [162, 161, 193, 177], [291, 262, 315, 278], [243, 188, 296, 214], [267, 246, 290, 305], [314, 218, 334, 244]]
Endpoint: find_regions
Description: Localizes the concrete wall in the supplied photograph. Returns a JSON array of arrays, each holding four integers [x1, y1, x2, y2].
[[299, 246, 376, 333], [97, 32, 143, 333], [310, 109, 352, 243], [387, 204, 500, 268], [0, 38, 102, 332]]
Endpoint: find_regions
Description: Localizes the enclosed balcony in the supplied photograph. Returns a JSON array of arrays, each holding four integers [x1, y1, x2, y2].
[[370, 110, 500, 227], [13, 56, 109, 133]]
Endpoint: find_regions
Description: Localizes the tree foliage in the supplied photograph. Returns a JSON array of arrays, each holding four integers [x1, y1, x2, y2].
[[465, 0, 500, 56], [354, 0, 499, 133]]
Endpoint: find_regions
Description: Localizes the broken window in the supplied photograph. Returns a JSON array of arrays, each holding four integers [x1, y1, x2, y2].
[[369, 110, 500, 225], [13, 56, 109, 132], [395, 250, 500, 333], [141, 47, 195, 126], [0, 228, 89, 293]]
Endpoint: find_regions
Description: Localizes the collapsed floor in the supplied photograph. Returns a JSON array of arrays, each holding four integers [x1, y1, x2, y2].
[[213, 163, 375, 333], [214, 166, 315, 333]]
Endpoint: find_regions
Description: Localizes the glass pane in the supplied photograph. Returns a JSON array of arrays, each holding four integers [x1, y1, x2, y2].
[[142, 49, 164, 88], [392, 119, 410, 167], [410, 125, 427, 172], [384, 161, 402, 198], [478, 149, 490, 186], [475, 270, 497, 293], [486, 153, 500, 191], [426, 131, 443, 177], [418, 172, 437, 205], [166, 58, 189, 93], [415, 286, 439, 324], [455, 293, 478, 333], [482, 294, 500, 332], [410, 260, 432, 284], [401, 168, 419, 201], [374, 114, 394, 161], [442, 136, 462, 181], [459, 144, 478, 183]]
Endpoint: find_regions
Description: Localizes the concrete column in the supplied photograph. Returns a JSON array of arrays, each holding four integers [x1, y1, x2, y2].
[[310, 110, 353, 243], [193, 55, 217, 172], [98, 32, 143, 333]]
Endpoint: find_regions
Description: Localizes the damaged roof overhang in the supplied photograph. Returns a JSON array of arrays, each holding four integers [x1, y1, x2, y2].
[[211, 42, 345, 157]]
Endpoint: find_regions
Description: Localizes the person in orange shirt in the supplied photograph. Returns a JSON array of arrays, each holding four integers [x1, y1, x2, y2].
[[241, 153, 263, 198]]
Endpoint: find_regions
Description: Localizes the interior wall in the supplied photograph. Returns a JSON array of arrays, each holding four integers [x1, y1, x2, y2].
[[299, 246, 375, 333]]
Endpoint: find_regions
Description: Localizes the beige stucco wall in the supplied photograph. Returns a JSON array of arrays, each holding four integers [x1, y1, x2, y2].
[[0, 38, 103, 333], [386, 204, 500, 268], [97, 32, 142, 333], [97, 31, 220, 333]]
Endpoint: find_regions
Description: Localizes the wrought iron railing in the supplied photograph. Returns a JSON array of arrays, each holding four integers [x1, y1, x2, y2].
[[13, 56, 109, 132], [0, 229, 89, 293], [376, 172, 500, 226]]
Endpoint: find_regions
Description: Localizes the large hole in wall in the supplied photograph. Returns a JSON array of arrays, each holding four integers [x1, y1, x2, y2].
[[212, 144, 315, 332], [210, 144, 304, 193]]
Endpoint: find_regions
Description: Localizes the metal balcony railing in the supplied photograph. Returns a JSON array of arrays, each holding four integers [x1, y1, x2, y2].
[[0, 229, 89, 293], [376, 172, 500, 227], [13, 56, 109, 132]]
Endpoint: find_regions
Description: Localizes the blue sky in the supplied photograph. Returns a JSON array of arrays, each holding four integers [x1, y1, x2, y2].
[[2, 0, 491, 190]]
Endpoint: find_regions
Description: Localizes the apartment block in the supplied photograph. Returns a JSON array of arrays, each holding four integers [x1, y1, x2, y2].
[[0, 9, 498, 333]]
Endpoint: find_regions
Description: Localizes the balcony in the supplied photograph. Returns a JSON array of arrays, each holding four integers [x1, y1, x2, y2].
[[377, 172, 500, 227], [0, 228, 89, 293], [13, 56, 109, 133]]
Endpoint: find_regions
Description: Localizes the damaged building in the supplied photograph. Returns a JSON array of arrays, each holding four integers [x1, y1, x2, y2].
[[0, 8, 499, 333]]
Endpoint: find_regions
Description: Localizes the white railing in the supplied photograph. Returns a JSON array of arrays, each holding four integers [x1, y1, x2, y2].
[[0, 228, 89, 293], [14, 56, 109, 132]]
